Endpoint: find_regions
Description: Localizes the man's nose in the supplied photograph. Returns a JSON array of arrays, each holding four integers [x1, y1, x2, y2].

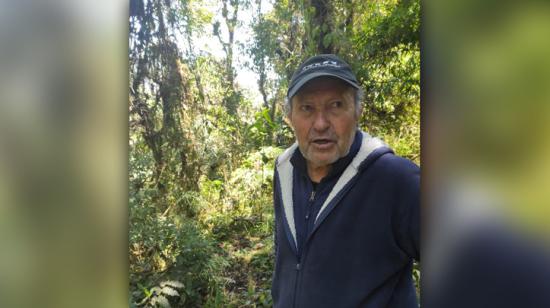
[[312, 110, 330, 131]]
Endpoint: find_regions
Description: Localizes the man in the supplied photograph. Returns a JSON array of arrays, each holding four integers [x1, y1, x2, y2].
[[271, 54, 420, 308]]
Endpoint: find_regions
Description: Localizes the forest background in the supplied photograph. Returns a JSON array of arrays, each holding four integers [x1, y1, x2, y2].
[[129, 0, 420, 306]]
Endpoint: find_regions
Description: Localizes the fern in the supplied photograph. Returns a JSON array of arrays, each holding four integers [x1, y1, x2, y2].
[[140, 280, 185, 308]]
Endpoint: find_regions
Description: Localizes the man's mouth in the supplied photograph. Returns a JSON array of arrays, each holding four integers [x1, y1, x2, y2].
[[312, 138, 333, 144], [311, 138, 336, 148]]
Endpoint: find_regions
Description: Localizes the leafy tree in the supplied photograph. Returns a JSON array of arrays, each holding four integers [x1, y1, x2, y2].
[[129, 0, 420, 306]]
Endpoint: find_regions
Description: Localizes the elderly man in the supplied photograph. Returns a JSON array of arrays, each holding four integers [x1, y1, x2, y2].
[[271, 54, 420, 308]]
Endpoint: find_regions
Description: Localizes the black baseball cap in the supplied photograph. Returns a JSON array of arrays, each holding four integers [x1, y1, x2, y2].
[[287, 54, 360, 99]]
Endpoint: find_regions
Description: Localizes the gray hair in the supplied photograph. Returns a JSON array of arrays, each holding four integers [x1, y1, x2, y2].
[[284, 87, 364, 117]]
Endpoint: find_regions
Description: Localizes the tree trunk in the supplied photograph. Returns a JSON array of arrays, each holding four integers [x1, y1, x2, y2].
[[311, 0, 333, 54]]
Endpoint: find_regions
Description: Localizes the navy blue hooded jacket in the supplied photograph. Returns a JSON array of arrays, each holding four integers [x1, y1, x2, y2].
[[272, 131, 420, 308]]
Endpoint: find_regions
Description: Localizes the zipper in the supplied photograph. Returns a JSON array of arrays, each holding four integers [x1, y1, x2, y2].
[[292, 259, 301, 308], [293, 246, 310, 308], [306, 189, 316, 220], [294, 188, 316, 307], [309, 190, 316, 201]]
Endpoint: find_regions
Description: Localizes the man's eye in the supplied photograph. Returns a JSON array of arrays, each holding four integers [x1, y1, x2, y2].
[[300, 105, 313, 112], [331, 101, 343, 108]]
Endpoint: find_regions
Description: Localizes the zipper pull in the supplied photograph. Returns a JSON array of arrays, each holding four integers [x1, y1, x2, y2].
[[296, 263, 301, 271], [309, 190, 316, 202]]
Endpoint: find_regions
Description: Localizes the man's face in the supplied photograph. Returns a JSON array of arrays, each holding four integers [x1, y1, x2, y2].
[[289, 77, 360, 169]]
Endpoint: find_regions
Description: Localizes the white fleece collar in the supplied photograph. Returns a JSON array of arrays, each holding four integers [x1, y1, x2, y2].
[[276, 131, 387, 251]]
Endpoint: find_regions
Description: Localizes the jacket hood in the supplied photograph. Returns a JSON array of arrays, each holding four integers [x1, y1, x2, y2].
[[276, 132, 391, 169], [275, 131, 393, 252]]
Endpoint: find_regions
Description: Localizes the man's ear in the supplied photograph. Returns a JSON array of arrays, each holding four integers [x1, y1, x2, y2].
[[356, 104, 363, 120], [284, 98, 295, 129], [284, 113, 293, 129]]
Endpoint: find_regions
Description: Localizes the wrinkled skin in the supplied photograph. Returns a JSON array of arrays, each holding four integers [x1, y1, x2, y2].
[[289, 77, 360, 182]]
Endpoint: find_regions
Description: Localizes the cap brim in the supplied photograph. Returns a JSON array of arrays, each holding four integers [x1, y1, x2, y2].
[[287, 72, 360, 99]]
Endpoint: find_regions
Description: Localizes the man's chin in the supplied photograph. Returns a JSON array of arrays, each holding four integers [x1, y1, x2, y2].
[[306, 154, 339, 168]]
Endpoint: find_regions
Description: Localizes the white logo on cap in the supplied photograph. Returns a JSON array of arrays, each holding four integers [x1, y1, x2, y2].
[[301, 60, 341, 72]]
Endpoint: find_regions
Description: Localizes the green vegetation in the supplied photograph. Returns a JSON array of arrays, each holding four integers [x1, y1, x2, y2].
[[129, 0, 419, 306]]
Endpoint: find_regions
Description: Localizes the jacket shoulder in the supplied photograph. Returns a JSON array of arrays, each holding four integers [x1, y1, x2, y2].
[[370, 153, 420, 180], [275, 143, 298, 167]]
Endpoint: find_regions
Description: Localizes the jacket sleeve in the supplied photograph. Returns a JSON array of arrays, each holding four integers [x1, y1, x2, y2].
[[272, 166, 279, 259], [393, 157, 421, 262]]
